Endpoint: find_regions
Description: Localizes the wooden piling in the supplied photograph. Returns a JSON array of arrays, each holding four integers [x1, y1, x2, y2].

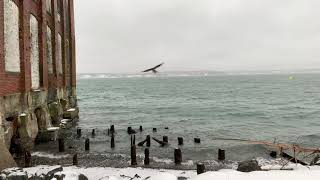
[[128, 127, 132, 134], [218, 149, 225, 161], [77, 128, 81, 138], [111, 134, 115, 148], [152, 137, 167, 146], [163, 136, 168, 143], [197, 163, 205, 174], [139, 126, 143, 132], [85, 138, 90, 151], [131, 145, 137, 165], [280, 151, 307, 165], [153, 128, 157, 132], [138, 139, 147, 146], [92, 129, 96, 137], [73, 154, 78, 166], [110, 125, 115, 133], [144, 148, 150, 165], [146, 135, 151, 147], [194, 138, 201, 144], [130, 135, 136, 146], [25, 151, 31, 168], [133, 135, 136, 145], [174, 148, 182, 165], [58, 138, 65, 152], [178, 137, 183, 145]]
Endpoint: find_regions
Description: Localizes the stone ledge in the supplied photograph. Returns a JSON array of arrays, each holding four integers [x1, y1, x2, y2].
[[63, 107, 79, 120]]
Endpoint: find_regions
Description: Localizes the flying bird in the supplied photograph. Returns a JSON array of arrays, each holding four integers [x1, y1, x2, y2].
[[142, 63, 164, 74]]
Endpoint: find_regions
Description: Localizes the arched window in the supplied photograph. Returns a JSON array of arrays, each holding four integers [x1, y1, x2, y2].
[[30, 14, 40, 89], [46, 26, 53, 74], [46, 0, 52, 14], [4, 0, 20, 72], [57, 34, 63, 75]]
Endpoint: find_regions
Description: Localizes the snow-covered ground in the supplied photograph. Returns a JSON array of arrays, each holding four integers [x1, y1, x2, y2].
[[19, 164, 320, 180], [3, 152, 320, 179]]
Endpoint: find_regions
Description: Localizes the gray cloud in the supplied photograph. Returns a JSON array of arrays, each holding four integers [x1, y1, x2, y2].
[[74, 0, 320, 73]]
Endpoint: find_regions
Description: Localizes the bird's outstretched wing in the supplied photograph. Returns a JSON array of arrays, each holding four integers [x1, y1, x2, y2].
[[152, 63, 164, 69], [142, 68, 154, 72], [142, 63, 164, 73]]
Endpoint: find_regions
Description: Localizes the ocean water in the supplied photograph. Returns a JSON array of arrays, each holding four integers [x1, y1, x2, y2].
[[75, 73, 320, 165]]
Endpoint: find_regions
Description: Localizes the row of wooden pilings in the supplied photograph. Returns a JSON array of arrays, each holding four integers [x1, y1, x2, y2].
[[57, 125, 226, 175]]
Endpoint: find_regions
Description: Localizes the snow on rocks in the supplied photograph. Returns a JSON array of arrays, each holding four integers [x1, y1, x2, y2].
[[2, 163, 320, 180], [24, 165, 62, 179], [0, 167, 27, 180], [237, 160, 261, 172]]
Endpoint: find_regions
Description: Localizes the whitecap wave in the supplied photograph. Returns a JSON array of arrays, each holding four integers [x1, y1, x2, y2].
[[77, 72, 223, 79]]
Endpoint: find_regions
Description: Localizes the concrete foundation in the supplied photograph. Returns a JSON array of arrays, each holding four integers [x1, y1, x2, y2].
[[0, 88, 78, 170]]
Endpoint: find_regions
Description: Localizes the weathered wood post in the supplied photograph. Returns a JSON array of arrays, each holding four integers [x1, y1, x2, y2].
[[153, 128, 157, 132], [163, 136, 168, 143], [138, 139, 147, 146], [128, 127, 132, 134], [152, 137, 167, 146], [111, 134, 115, 148], [73, 154, 78, 166], [174, 148, 182, 165], [139, 126, 143, 132], [77, 128, 82, 138], [58, 138, 65, 152], [144, 148, 150, 165], [25, 151, 31, 168], [110, 125, 115, 134], [197, 163, 205, 174], [178, 137, 183, 145], [218, 149, 225, 161], [92, 129, 96, 137], [146, 135, 151, 147], [131, 135, 136, 146], [131, 145, 137, 165], [85, 138, 90, 151], [133, 135, 136, 145], [194, 138, 201, 143]]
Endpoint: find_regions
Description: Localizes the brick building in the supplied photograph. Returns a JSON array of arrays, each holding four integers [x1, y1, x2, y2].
[[0, 0, 78, 169]]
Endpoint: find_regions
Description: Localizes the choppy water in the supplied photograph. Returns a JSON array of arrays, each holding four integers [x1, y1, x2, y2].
[[71, 73, 320, 166]]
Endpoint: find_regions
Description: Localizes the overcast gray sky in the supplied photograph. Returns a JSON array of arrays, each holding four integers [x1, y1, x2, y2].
[[74, 0, 320, 74]]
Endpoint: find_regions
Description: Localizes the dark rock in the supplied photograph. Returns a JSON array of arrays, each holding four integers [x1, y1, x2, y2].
[[1, 168, 27, 180], [44, 166, 63, 179], [26, 165, 63, 180], [270, 151, 277, 158], [79, 174, 88, 180], [237, 160, 261, 172], [178, 177, 188, 180], [6, 174, 28, 180], [53, 173, 65, 180]]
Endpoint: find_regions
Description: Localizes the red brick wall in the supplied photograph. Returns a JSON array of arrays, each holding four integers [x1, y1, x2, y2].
[[0, 0, 22, 96], [0, 0, 76, 97]]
